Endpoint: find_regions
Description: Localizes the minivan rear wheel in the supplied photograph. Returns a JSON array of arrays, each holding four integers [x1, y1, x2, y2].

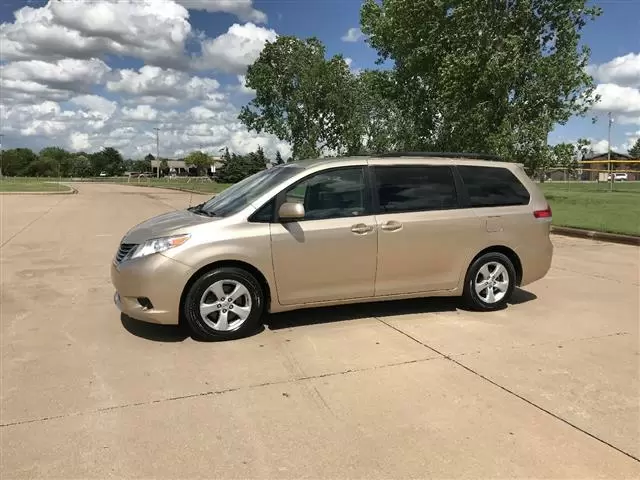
[[463, 252, 516, 311], [183, 267, 264, 340]]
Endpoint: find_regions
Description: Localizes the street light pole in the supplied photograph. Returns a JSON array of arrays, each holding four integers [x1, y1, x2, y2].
[[608, 112, 613, 192], [154, 127, 160, 178]]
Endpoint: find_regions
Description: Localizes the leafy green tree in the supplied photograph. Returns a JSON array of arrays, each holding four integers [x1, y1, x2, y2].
[[1, 148, 38, 176], [628, 139, 640, 159], [275, 150, 284, 164], [145, 153, 155, 163], [26, 156, 57, 177], [71, 155, 92, 178], [185, 151, 211, 176], [217, 150, 266, 183], [159, 159, 169, 175], [89, 147, 125, 176], [39, 147, 72, 177], [347, 70, 419, 154], [239, 36, 360, 160], [360, 0, 602, 170]]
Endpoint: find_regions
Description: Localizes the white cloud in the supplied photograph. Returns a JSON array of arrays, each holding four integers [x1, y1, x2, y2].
[[174, 0, 267, 23], [107, 66, 222, 102], [588, 53, 640, 88], [236, 75, 256, 95], [589, 139, 610, 154], [341, 27, 364, 43], [70, 132, 91, 151], [121, 105, 160, 122], [0, 1, 291, 160], [592, 83, 640, 115], [1, 0, 191, 68], [71, 95, 118, 118], [1, 58, 111, 105], [193, 22, 277, 73]]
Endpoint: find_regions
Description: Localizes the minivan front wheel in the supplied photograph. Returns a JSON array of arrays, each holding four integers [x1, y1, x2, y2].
[[183, 267, 264, 340], [463, 252, 516, 311]]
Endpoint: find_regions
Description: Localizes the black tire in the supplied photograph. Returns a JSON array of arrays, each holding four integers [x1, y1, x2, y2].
[[462, 252, 516, 311], [183, 267, 264, 341]]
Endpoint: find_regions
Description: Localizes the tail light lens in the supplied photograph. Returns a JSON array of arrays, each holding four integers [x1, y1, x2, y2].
[[534, 206, 552, 219]]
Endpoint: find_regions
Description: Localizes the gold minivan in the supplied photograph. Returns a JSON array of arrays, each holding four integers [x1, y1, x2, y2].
[[111, 154, 553, 340]]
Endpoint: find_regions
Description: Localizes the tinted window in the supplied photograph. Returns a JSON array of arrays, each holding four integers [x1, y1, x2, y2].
[[375, 166, 458, 213], [284, 168, 367, 220], [250, 199, 274, 223], [458, 166, 530, 207]]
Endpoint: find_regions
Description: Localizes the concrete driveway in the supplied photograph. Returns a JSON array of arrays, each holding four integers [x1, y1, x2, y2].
[[1, 183, 638, 479]]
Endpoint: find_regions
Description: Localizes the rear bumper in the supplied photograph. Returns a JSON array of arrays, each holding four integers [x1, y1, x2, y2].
[[518, 237, 553, 287], [111, 254, 194, 325]]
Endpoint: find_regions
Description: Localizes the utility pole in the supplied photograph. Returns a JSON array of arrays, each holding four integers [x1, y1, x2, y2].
[[608, 112, 613, 192], [154, 127, 160, 178]]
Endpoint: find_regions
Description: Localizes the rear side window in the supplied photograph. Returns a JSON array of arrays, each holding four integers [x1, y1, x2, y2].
[[375, 166, 458, 213], [457, 166, 530, 207]]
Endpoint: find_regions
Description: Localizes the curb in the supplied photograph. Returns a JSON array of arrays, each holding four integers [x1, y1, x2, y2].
[[0, 184, 77, 196], [551, 226, 639, 246], [113, 182, 218, 196]]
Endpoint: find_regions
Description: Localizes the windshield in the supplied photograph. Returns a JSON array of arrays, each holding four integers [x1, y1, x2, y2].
[[196, 165, 304, 217]]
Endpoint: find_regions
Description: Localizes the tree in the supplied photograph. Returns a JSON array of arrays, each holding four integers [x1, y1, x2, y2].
[[159, 159, 169, 175], [39, 147, 72, 177], [347, 70, 420, 154], [629, 138, 640, 159], [185, 151, 210, 176], [0, 148, 38, 176], [216, 149, 267, 183], [275, 150, 284, 165], [145, 153, 155, 163], [71, 155, 92, 178], [26, 156, 57, 177], [89, 147, 125, 176], [360, 0, 602, 171], [239, 36, 360, 160]]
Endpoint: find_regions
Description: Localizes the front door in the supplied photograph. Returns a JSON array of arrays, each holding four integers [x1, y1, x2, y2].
[[372, 165, 483, 296], [270, 166, 378, 305]]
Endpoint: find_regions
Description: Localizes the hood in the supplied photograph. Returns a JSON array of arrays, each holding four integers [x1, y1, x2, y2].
[[122, 209, 218, 244]]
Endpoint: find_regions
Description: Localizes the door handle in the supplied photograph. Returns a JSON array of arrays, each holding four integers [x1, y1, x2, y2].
[[381, 221, 403, 232], [351, 223, 374, 235]]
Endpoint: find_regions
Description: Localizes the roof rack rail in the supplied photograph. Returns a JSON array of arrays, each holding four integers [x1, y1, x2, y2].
[[378, 151, 502, 161]]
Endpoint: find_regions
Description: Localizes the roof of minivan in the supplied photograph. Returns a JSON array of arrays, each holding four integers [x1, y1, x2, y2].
[[287, 155, 521, 170]]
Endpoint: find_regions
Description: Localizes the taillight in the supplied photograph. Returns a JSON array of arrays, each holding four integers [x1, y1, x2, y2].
[[534, 206, 552, 219]]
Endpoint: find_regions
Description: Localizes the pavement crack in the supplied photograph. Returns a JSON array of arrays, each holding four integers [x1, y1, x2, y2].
[[375, 317, 640, 464], [1, 196, 70, 249], [0, 355, 439, 429], [452, 331, 631, 357], [551, 266, 638, 286]]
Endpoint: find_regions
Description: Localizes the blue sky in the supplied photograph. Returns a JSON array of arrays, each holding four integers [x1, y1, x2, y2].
[[1, 0, 639, 158]]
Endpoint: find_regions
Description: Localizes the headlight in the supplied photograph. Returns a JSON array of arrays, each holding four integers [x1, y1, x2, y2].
[[130, 234, 190, 260]]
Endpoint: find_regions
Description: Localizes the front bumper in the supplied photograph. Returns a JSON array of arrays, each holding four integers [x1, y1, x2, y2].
[[111, 254, 194, 325]]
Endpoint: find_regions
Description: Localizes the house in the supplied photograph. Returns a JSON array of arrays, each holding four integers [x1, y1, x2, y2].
[[580, 151, 636, 181], [150, 157, 224, 177]]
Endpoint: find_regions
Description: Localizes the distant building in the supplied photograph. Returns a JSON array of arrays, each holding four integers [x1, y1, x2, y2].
[[580, 151, 636, 181], [150, 157, 224, 176]]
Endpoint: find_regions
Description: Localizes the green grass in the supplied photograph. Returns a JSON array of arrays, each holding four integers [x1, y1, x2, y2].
[[123, 177, 232, 194], [540, 182, 640, 236], [0, 178, 72, 193]]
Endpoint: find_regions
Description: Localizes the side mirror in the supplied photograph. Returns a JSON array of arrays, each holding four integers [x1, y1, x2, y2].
[[278, 202, 305, 222]]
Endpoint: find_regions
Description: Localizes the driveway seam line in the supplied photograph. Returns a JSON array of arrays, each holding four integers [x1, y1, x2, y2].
[[0, 196, 70, 249], [374, 317, 640, 464], [0, 355, 440, 428]]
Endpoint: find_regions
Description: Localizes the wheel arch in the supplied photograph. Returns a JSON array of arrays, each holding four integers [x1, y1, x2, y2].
[[179, 260, 273, 324], [468, 245, 523, 286]]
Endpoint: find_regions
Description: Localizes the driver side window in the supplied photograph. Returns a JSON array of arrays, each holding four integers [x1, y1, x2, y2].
[[285, 167, 367, 221]]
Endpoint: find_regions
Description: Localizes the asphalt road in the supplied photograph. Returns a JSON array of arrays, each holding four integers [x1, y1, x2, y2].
[[1, 183, 639, 478]]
